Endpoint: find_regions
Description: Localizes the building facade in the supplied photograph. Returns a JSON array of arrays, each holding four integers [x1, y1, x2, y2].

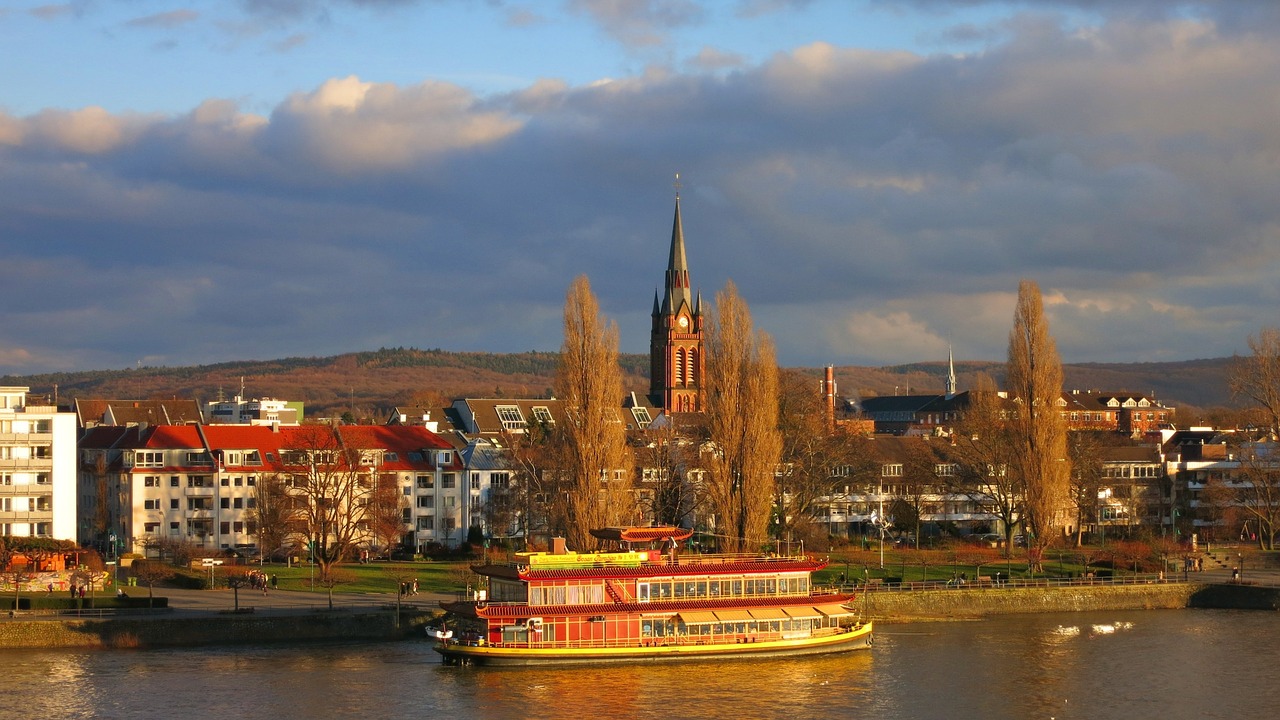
[[0, 387, 77, 540]]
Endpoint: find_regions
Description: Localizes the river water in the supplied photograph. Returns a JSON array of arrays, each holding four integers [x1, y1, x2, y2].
[[2, 609, 1275, 720]]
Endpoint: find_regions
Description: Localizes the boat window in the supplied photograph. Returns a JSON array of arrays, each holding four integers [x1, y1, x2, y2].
[[696, 581, 707, 598], [731, 579, 743, 597], [637, 582, 650, 602]]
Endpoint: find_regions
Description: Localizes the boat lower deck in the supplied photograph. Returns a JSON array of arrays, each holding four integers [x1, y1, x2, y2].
[[434, 621, 873, 666]]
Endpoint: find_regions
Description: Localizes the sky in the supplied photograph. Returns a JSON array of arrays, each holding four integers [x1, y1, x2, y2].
[[3, 0, 1280, 375]]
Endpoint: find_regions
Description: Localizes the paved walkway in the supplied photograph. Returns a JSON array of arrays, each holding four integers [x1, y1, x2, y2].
[[141, 586, 453, 616]]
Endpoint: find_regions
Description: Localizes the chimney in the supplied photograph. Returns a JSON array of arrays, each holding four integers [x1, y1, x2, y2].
[[551, 537, 567, 555]]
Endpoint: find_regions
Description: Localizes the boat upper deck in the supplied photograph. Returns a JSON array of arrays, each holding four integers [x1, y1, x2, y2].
[[476, 550, 827, 581]]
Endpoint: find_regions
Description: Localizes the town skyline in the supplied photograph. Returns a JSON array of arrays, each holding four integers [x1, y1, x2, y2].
[[4, 1, 1280, 375]]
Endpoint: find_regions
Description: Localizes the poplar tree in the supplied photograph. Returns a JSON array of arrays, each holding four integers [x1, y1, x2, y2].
[[1006, 279, 1071, 560], [555, 275, 634, 551], [704, 281, 782, 553]]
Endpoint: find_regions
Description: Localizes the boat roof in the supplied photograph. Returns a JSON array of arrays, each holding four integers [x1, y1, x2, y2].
[[590, 526, 693, 544]]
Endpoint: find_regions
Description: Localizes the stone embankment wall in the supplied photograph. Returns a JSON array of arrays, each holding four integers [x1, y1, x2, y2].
[[0, 610, 438, 649], [862, 583, 1202, 622]]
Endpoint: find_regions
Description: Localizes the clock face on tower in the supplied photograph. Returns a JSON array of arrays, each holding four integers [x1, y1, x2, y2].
[[678, 315, 689, 329]]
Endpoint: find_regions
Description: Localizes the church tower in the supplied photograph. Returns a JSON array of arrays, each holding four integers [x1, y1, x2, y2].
[[649, 187, 703, 413]]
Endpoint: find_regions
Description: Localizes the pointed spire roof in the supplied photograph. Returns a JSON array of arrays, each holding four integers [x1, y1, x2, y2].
[[662, 193, 692, 315], [946, 345, 957, 399]]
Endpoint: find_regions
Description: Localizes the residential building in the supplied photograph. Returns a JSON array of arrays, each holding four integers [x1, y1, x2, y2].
[[205, 395, 302, 426], [0, 387, 77, 540], [77, 422, 478, 555]]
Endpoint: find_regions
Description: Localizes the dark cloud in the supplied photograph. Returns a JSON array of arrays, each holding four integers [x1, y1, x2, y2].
[[4, 13, 1280, 373]]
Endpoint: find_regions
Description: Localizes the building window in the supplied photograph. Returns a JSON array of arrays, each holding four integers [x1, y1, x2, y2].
[[417, 496, 434, 508], [144, 476, 160, 487], [632, 407, 652, 428], [134, 451, 164, 468], [491, 472, 510, 489], [418, 516, 434, 530], [144, 499, 160, 510], [471, 473, 481, 490], [441, 473, 456, 489], [170, 499, 179, 509], [233, 497, 243, 509], [220, 498, 230, 509], [883, 464, 903, 477], [531, 406, 554, 425], [417, 475, 434, 489], [495, 406, 527, 431], [170, 476, 180, 487]]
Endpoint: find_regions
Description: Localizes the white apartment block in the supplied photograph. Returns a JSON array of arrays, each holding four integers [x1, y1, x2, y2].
[[0, 387, 77, 540], [78, 422, 496, 555], [205, 395, 301, 426]]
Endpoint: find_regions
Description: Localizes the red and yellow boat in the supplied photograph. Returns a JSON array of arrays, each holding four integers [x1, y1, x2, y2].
[[433, 526, 872, 666]]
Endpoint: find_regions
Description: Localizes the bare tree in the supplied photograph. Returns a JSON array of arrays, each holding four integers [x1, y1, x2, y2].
[[635, 419, 703, 528], [280, 425, 370, 584], [367, 470, 408, 559], [555, 276, 635, 551], [1067, 431, 1105, 547], [252, 472, 298, 562], [316, 567, 357, 610], [1231, 442, 1280, 550], [945, 374, 1024, 554], [130, 559, 172, 609], [1006, 279, 1071, 560], [1229, 329, 1280, 437], [1227, 329, 1280, 550], [703, 281, 782, 553], [774, 369, 863, 541]]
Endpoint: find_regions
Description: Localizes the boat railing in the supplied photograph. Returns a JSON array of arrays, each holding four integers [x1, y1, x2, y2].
[[439, 624, 859, 651], [494, 552, 814, 573]]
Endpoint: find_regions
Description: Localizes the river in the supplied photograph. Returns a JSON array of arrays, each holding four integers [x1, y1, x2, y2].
[[2, 609, 1275, 719]]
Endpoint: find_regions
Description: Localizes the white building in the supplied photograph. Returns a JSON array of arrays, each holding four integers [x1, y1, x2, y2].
[[0, 387, 77, 540], [205, 395, 301, 426]]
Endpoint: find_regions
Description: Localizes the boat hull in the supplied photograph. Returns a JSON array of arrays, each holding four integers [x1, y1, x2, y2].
[[434, 621, 873, 666]]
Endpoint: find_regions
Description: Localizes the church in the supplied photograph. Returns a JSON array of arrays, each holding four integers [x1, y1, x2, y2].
[[648, 192, 704, 414]]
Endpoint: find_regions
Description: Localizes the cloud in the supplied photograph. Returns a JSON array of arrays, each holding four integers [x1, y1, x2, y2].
[[125, 9, 200, 29], [261, 76, 524, 172], [6, 12, 1280, 374], [568, 0, 705, 47]]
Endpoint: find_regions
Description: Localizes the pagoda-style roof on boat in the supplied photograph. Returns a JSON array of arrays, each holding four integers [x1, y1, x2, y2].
[[591, 526, 693, 544]]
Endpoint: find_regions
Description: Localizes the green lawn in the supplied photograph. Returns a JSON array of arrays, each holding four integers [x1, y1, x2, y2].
[[217, 559, 479, 595]]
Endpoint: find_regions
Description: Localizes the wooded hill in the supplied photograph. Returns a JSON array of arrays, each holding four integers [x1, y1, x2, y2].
[[1, 347, 1238, 422]]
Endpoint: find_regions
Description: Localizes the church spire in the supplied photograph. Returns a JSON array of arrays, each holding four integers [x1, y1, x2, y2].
[[945, 345, 957, 399], [663, 188, 692, 315]]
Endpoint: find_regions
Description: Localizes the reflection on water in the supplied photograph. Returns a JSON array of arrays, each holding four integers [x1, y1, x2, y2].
[[1, 609, 1276, 720]]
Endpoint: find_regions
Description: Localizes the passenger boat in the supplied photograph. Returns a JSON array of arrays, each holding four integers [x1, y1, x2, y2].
[[433, 526, 872, 665]]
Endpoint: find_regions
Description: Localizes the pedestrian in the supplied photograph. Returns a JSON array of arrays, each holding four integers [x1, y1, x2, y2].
[[1232, 566, 1240, 582], [69, 583, 76, 598], [412, 578, 419, 596], [270, 574, 277, 589]]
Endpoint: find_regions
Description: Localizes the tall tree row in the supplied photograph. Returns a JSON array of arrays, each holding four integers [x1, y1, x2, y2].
[[555, 276, 634, 551], [1005, 280, 1071, 556], [703, 282, 782, 553]]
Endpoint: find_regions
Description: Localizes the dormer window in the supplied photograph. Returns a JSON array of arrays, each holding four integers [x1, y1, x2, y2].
[[631, 407, 652, 428], [531, 406, 554, 425], [496, 405, 527, 431]]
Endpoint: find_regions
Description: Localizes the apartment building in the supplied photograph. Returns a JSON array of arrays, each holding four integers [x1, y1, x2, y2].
[[0, 387, 77, 540], [77, 422, 485, 556]]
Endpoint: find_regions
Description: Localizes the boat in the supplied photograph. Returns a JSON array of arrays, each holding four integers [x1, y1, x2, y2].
[[433, 526, 873, 665]]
